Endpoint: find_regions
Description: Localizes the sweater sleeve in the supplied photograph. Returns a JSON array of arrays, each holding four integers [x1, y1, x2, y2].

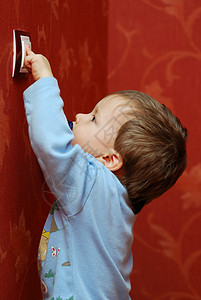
[[23, 77, 97, 217]]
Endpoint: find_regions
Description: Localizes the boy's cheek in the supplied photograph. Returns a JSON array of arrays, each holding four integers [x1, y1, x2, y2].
[[71, 127, 106, 157]]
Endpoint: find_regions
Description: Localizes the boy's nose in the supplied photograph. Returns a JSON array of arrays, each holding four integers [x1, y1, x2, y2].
[[75, 113, 85, 124]]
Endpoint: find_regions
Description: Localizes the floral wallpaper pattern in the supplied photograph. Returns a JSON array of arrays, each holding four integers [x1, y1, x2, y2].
[[108, 0, 201, 299]]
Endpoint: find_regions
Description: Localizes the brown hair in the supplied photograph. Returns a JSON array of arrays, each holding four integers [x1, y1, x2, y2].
[[113, 90, 187, 214]]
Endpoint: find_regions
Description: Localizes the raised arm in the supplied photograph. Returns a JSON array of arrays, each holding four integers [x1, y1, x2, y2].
[[23, 48, 97, 216]]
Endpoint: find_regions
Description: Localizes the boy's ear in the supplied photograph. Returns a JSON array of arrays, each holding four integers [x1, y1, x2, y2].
[[97, 152, 123, 172]]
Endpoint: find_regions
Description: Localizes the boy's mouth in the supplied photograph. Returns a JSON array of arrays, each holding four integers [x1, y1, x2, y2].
[[68, 121, 73, 131]]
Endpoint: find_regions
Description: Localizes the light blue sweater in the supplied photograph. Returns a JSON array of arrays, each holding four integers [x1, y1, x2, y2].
[[23, 77, 136, 300]]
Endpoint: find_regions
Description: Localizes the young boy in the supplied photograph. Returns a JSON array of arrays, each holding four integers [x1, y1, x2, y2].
[[23, 47, 187, 300]]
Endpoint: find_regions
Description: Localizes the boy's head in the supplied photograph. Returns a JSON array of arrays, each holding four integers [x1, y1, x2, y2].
[[72, 94, 127, 171], [72, 90, 187, 214]]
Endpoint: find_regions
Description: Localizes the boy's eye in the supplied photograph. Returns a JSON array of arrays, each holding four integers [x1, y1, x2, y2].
[[91, 115, 95, 122]]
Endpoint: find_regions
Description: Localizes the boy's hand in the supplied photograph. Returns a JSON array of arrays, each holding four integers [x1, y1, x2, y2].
[[24, 45, 53, 81]]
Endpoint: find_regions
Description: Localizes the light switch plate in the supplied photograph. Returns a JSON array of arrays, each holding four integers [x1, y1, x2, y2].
[[12, 30, 31, 78]]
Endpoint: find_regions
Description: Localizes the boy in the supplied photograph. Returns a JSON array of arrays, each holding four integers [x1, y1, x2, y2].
[[23, 47, 187, 300]]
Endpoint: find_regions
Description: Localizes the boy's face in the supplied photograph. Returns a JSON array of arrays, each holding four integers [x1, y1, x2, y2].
[[71, 95, 127, 159]]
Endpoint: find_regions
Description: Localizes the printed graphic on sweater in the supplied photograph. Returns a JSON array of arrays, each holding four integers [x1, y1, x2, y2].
[[38, 201, 71, 296], [38, 201, 61, 264]]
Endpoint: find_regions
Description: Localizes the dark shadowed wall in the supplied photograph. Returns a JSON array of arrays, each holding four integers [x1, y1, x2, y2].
[[0, 1, 107, 299], [108, 1, 201, 299]]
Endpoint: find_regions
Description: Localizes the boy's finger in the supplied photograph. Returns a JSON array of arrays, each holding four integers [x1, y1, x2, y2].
[[25, 44, 35, 56], [24, 54, 34, 69]]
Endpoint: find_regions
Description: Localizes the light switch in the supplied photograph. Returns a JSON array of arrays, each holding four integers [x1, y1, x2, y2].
[[12, 30, 31, 78], [20, 35, 31, 72]]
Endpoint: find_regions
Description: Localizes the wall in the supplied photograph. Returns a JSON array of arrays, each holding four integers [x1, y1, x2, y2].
[[108, 1, 201, 299], [0, 1, 107, 299]]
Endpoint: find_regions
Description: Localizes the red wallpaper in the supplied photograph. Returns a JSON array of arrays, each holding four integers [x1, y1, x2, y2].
[[108, 1, 201, 299], [0, 1, 107, 299]]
